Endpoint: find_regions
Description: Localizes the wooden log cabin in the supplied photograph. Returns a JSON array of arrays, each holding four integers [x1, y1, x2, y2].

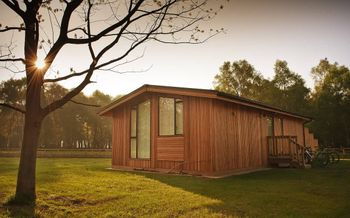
[[99, 85, 316, 176]]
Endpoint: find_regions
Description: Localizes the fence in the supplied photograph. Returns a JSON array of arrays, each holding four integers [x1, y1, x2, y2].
[[0, 148, 112, 158]]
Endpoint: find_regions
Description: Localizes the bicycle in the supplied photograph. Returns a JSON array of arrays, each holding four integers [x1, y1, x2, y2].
[[324, 148, 340, 164], [306, 147, 340, 168], [312, 149, 330, 167]]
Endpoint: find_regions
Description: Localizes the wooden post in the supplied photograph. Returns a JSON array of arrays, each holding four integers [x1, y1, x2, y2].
[[295, 138, 299, 166], [301, 145, 305, 168], [274, 137, 277, 156], [288, 137, 292, 159]]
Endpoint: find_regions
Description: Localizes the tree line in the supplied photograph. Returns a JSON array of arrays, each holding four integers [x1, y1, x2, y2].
[[0, 79, 115, 149], [1, 58, 349, 149], [214, 58, 350, 148]]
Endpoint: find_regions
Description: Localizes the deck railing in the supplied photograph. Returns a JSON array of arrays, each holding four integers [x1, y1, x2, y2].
[[267, 135, 305, 167]]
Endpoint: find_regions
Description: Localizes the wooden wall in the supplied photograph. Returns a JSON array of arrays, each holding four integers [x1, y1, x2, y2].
[[184, 97, 213, 173], [111, 96, 151, 169], [304, 127, 319, 151], [211, 101, 306, 174], [153, 96, 213, 173], [111, 94, 214, 174], [156, 137, 184, 161], [111, 92, 307, 175], [111, 105, 129, 167], [281, 117, 305, 145], [212, 100, 268, 173]]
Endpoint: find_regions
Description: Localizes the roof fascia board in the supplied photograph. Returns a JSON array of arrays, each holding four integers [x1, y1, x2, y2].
[[99, 84, 311, 121], [98, 85, 148, 116], [99, 85, 216, 116], [215, 96, 310, 121]]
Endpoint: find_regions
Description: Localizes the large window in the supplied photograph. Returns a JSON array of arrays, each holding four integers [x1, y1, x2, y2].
[[267, 116, 274, 137], [279, 118, 284, 135], [267, 116, 274, 148], [130, 100, 151, 159], [159, 97, 183, 136]]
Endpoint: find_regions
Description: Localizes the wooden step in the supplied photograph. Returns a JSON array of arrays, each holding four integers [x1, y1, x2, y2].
[[269, 156, 304, 168], [277, 162, 291, 168], [268, 156, 292, 164]]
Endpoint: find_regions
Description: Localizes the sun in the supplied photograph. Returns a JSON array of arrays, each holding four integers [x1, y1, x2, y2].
[[35, 58, 46, 69]]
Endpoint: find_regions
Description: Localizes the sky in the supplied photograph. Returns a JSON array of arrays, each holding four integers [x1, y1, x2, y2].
[[1, 0, 350, 97]]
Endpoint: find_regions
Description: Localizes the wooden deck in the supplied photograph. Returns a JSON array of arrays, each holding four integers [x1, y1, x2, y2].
[[267, 136, 305, 168]]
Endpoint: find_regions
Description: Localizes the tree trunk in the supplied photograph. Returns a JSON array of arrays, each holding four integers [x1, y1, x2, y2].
[[15, 64, 44, 200], [15, 71, 43, 200], [15, 110, 43, 200]]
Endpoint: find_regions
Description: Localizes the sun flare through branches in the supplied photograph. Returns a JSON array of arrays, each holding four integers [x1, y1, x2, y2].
[[35, 58, 46, 69]]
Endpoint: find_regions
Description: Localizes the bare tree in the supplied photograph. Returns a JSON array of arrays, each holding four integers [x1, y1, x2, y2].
[[0, 0, 224, 202]]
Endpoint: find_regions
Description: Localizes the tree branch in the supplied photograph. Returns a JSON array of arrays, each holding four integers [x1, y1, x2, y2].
[[0, 103, 25, 114], [41, 0, 84, 77], [43, 69, 89, 83], [1, 0, 25, 18], [65, 0, 145, 45], [70, 99, 100, 107], [0, 27, 26, 32], [44, 1, 175, 83], [42, 1, 152, 114], [0, 58, 25, 63], [42, 67, 95, 115]]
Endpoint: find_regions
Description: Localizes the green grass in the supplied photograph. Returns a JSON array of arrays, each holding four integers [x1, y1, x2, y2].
[[0, 158, 350, 217]]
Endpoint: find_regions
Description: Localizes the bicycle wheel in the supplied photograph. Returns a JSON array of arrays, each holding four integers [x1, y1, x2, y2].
[[312, 152, 329, 167], [329, 152, 340, 164], [304, 153, 312, 164]]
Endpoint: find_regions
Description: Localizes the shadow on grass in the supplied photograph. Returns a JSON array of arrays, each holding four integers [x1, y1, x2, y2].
[[140, 161, 350, 217], [2, 195, 36, 218], [2, 204, 35, 218], [139, 171, 274, 217]]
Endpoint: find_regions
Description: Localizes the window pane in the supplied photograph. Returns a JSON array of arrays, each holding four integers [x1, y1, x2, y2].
[[280, 118, 284, 135], [267, 117, 273, 136], [131, 109, 137, 137], [137, 100, 151, 159], [175, 100, 183, 135], [130, 138, 137, 158], [159, 97, 175, 135]]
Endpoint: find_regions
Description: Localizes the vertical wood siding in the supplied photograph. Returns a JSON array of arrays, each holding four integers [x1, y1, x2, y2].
[[112, 103, 151, 169], [112, 106, 129, 166], [304, 127, 319, 150], [111, 93, 307, 175], [184, 97, 213, 173], [282, 117, 305, 145], [212, 100, 267, 173]]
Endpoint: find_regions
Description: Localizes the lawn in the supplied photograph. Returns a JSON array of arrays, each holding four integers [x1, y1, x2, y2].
[[0, 158, 349, 217]]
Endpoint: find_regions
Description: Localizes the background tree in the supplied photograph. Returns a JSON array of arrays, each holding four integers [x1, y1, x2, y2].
[[270, 60, 310, 114], [213, 60, 264, 99], [0, 0, 225, 201], [213, 58, 350, 148], [309, 59, 350, 147], [0, 78, 25, 148], [0, 78, 113, 149], [214, 59, 310, 115], [88, 91, 113, 149]]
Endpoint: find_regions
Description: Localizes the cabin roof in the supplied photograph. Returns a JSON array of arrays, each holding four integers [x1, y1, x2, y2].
[[98, 84, 312, 121]]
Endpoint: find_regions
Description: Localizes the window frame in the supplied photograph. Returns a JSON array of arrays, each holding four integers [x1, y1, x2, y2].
[[267, 116, 274, 137], [158, 96, 184, 137], [129, 99, 151, 160], [174, 98, 183, 135], [279, 117, 284, 136]]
